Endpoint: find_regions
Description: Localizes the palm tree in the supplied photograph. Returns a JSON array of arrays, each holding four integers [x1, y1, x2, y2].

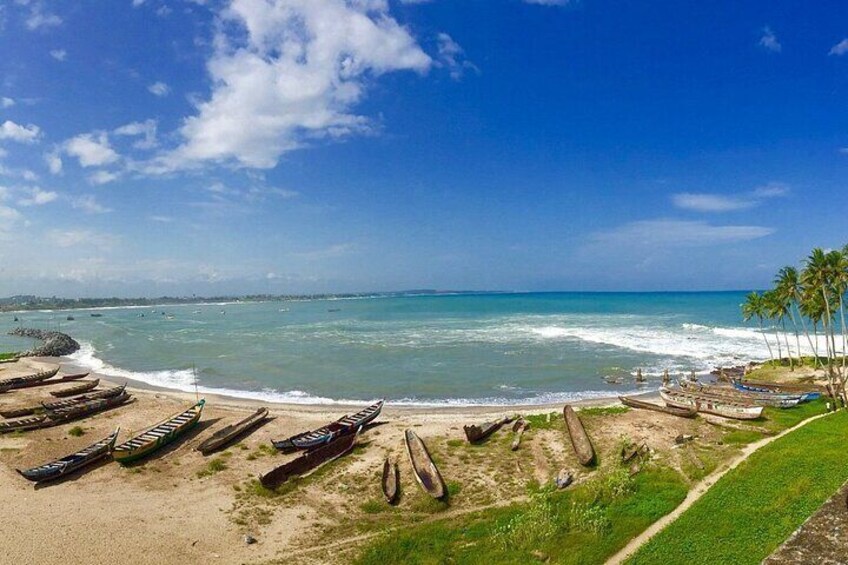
[[742, 291, 774, 360], [775, 266, 813, 367], [802, 248, 838, 397], [763, 289, 787, 365]]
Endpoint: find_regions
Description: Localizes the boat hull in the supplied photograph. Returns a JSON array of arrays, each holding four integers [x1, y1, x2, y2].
[[405, 429, 446, 499], [113, 400, 204, 465], [564, 405, 595, 466]]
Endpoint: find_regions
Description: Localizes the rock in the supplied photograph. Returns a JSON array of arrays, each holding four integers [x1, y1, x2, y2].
[[531, 549, 549, 561], [8, 328, 80, 357], [244, 535, 257, 545], [555, 469, 573, 489], [674, 434, 695, 445]]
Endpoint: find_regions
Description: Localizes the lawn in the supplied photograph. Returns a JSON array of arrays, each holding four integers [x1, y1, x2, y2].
[[628, 410, 848, 565]]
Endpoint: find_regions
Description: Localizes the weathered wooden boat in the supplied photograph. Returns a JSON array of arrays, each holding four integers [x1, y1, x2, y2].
[[56, 372, 90, 382], [733, 380, 821, 401], [1, 404, 41, 418], [0, 414, 48, 433], [382, 458, 399, 504], [463, 415, 512, 443], [42, 384, 127, 412], [679, 380, 801, 408], [564, 405, 595, 466], [405, 429, 446, 499], [259, 429, 359, 489], [660, 388, 763, 420], [0, 366, 60, 390], [272, 400, 383, 452], [197, 407, 269, 455], [17, 428, 120, 483], [619, 395, 697, 418], [112, 400, 204, 464], [50, 378, 100, 398], [511, 418, 529, 451], [46, 391, 132, 423]]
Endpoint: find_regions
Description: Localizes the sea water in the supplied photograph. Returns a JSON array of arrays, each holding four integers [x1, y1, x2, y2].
[[0, 292, 775, 406]]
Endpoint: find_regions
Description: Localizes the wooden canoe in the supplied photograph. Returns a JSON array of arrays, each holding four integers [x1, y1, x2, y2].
[[733, 380, 821, 401], [564, 405, 595, 466], [197, 407, 269, 455], [511, 418, 529, 451], [0, 414, 48, 433], [463, 415, 512, 443], [50, 379, 100, 398], [0, 366, 60, 390], [46, 391, 132, 423], [660, 388, 763, 420], [112, 400, 204, 464], [382, 458, 399, 504], [272, 400, 383, 452], [259, 429, 359, 489], [737, 378, 825, 394], [17, 428, 119, 483], [405, 429, 446, 499], [42, 384, 127, 412], [619, 395, 697, 418], [679, 381, 801, 408]]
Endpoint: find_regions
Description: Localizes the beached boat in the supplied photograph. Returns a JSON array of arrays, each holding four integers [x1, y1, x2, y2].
[[112, 399, 204, 464], [382, 458, 399, 504], [17, 428, 120, 483], [463, 415, 512, 443], [511, 418, 529, 451], [619, 395, 697, 418], [50, 378, 100, 398], [405, 429, 446, 499], [1, 404, 41, 418], [733, 380, 821, 401], [259, 429, 359, 489], [197, 407, 269, 455], [42, 384, 127, 412], [660, 388, 763, 420], [0, 414, 48, 433], [0, 366, 60, 390], [564, 405, 595, 466], [272, 400, 383, 452], [46, 391, 132, 422], [679, 380, 801, 408]]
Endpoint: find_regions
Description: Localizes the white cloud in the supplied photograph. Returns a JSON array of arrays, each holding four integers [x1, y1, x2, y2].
[[64, 132, 120, 167], [46, 229, 119, 250], [829, 39, 848, 56], [0, 120, 41, 143], [759, 27, 781, 53], [17, 186, 57, 206], [751, 181, 789, 198], [1, 97, 14, 108], [49, 48, 66, 61], [590, 219, 774, 248], [436, 33, 478, 80], [672, 183, 788, 213], [292, 242, 356, 260], [114, 119, 158, 149], [72, 194, 112, 214], [147, 81, 170, 97], [0, 204, 22, 225], [88, 170, 119, 185], [160, 0, 432, 170], [150, 215, 174, 223], [132, 0, 146, 6], [25, 2, 62, 31], [839, 147, 848, 155], [524, 0, 570, 5], [44, 151, 62, 174]]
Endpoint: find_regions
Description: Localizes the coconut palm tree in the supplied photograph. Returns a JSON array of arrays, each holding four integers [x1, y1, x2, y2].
[[802, 248, 839, 397], [763, 289, 787, 365], [775, 266, 813, 367], [742, 291, 774, 360]]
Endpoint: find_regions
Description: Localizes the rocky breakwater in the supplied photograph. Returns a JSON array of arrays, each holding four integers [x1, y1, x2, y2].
[[8, 328, 81, 357]]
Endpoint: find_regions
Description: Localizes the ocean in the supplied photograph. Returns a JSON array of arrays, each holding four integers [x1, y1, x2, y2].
[[0, 292, 775, 406]]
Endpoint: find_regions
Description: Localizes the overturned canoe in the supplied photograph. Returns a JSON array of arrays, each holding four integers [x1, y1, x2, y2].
[[17, 428, 120, 483], [619, 395, 697, 418], [405, 429, 446, 499], [197, 407, 269, 455], [42, 384, 127, 412], [260, 429, 359, 489], [660, 388, 763, 420], [382, 458, 399, 504], [46, 391, 132, 423], [463, 415, 512, 443], [564, 405, 595, 466], [112, 400, 204, 464], [272, 400, 383, 452], [50, 379, 100, 398]]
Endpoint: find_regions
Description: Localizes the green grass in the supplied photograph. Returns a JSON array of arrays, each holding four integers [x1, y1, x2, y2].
[[524, 411, 561, 430], [67, 426, 85, 437], [721, 429, 764, 445], [0, 352, 18, 361], [761, 397, 828, 433], [629, 410, 848, 565], [579, 406, 630, 417], [355, 468, 687, 565], [196, 457, 227, 478]]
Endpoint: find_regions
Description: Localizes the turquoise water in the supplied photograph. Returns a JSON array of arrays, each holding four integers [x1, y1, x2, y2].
[[1, 292, 773, 405]]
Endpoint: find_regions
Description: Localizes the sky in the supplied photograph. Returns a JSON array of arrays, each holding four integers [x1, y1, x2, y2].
[[0, 0, 847, 297]]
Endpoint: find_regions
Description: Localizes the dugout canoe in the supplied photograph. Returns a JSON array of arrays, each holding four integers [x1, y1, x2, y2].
[[619, 395, 697, 418], [0, 366, 60, 390], [197, 407, 269, 455], [272, 400, 383, 452], [46, 391, 132, 423], [660, 388, 763, 420], [463, 415, 513, 443], [733, 380, 821, 401], [0, 414, 48, 433], [382, 458, 399, 504], [17, 428, 119, 483], [50, 379, 100, 398], [112, 399, 204, 464], [679, 380, 801, 408], [564, 405, 595, 466], [259, 428, 359, 489], [42, 384, 127, 412], [405, 429, 446, 499]]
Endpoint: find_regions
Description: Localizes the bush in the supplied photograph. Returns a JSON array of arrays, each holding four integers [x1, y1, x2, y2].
[[68, 426, 85, 437]]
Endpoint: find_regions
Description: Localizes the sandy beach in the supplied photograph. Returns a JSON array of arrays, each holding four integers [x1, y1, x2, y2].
[[0, 355, 727, 565]]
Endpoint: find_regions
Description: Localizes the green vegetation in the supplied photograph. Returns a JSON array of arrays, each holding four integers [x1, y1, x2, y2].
[[0, 352, 18, 361], [356, 468, 687, 565], [524, 411, 561, 430], [579, 406, 630, 417], [196, 457, 227, 478], [629, 410, 848, 565], [67, 426, 85, 437]]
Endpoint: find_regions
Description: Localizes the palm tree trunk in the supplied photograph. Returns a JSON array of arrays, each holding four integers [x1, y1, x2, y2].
[[794, 298, 821, 368], [758, 317, 774, 360], [781, 319, 793, 370], [787, 306, 804, 367]]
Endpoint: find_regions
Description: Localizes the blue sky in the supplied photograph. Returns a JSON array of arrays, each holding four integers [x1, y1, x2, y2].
[[0, 0, 847, 296]]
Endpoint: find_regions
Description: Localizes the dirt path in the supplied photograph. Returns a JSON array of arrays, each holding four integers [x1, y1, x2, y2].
[[606, 411, 834, 565]]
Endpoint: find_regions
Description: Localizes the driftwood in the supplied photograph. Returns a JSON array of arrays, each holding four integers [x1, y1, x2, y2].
[[511, 418, 529, 451], [563, 405, 595, 466], [463, 415, 513, 443], [381, 458, 399, 504], [555, 468, 573, 489]]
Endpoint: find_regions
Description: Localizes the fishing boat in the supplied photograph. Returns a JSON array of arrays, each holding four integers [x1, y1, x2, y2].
[[619, 395, 697, 418], [0, 414, 48, 433], [196, 407, 269, 455], [679, 380, 801, 408], [112, 400, 204, 464], [660, 388, 763, 420], [0, 366, 60, 390], [259, 429, 359, 489], [733, 380, 821, 401], [382, 458, 399, 504], [17, 428, 120, 483], [463, 415, 513, 443], [46, 391, 132, 423], [42, 384, 127, 412], [272, 400, 383, 452], [564, 405, 595, 466], [50, 379, 100, 398], [405, 429, 446, 499]]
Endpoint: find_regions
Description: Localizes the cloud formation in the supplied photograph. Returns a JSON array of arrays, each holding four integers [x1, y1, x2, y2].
[[436, 33, 478, 80], [829, 39, 848, 56], [671, 183, 788, 213], [147, 81, 170, 97], [590, 219, 774, 248], [0, 120, 41, 143], [759, 27, 781, 52], [64, 132, 120, 167]]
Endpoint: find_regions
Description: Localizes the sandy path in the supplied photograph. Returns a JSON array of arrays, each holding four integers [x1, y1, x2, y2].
[[606, 410, 834, 565]]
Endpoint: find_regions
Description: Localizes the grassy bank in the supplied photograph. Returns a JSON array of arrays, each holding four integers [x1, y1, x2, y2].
[[628, 410, 848, 565], [0, 352, 18, 361], [355, 468, 688, 565]]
